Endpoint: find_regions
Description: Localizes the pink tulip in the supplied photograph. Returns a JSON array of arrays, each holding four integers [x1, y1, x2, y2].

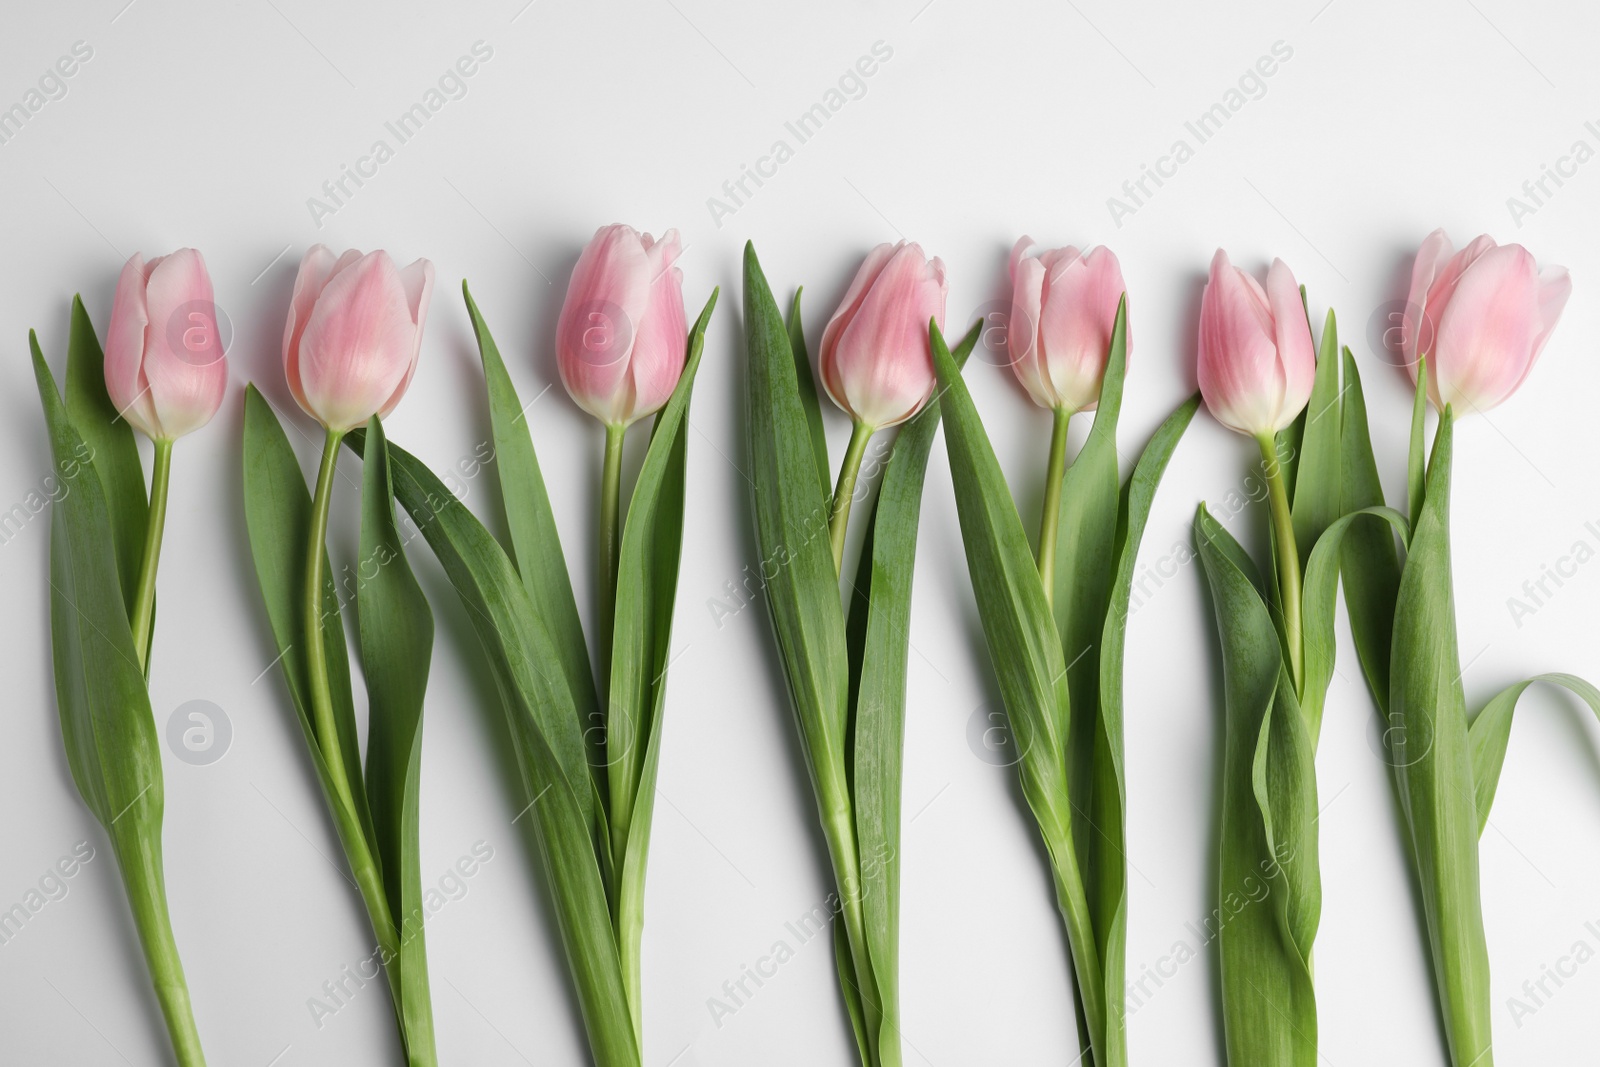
[[1402, 229, 1570, 412], [1196, 250, 1316, 438], [556, 224, 687, 427], [819, 241, 948, 429], [283, 246, 434, 432], [104, 249, 228, 440], [1008, 238, 1127, 413]]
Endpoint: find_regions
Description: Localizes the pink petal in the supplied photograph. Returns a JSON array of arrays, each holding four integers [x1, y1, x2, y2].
[[105, 253, 158, 437], [296, 251, 419, 431], [141, 249, 226, 437], [556, 225, 652, 424], [1431, 243, 1540, 412]]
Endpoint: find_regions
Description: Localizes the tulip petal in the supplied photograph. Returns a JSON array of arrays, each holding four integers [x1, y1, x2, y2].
[[284, 245, 344, 415], [1266, 258, 1315, 425], [142, 249, 227, 438], [831, 244, 944, 427], [376, 257, 436, 421], [1041, 246, 1125, 413], [105, 253, 159, 437], [1403, 228, 1453, 369], [1008, 249, 1054, 408], [1432, 243, 1540, 411], [297, 251, 419, 431], [556, 225, 652, 424], [819, 241, 900, 410], [1198, 250, 1285, 435], [628, 261, 687, 422]]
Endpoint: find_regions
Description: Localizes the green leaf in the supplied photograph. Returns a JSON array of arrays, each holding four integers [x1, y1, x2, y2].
[[786, 286, 831, 498], [742, 244, 872, 1050], [1407, 357, 1429, 532], [1470, 674, 1600, 834], [37, 335, 206, 1065], [1336, 350, 1402, 712], [349, 431, 636, 1066], [61, 295, 148, 619], [1193, 505, 1319, 1067], [33, 334, 161, 846], [241, 388, 379, 860], [932, 321, 1105, 1066], [1094, 390, 1198, 1064], [357, 417, 437, 1067], [461, 283, 600, 774], [1300, 505, 1410, 742], [610, 291, 717, 1034], [1290, 309, 1343, 564], [1388, 410, 1492, 1067], [1053, 301, 1126, 947], [845, 319, 980, 1067]]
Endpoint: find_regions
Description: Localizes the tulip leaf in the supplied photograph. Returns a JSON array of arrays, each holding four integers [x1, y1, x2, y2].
[[356, 416, 437, 1067], [242, 387, 381, 863], [347, 430, 636, 1066], [786, 286, 832, 498], [1053, 301, 1125, 922], [1300, 505, 1410, 742], [61, 295, 148, 618], [1335, 350, 1402, 712], [743, 243, 872, 1051], [36, 332, 208, 1065], [1387, 410, 1494, 1067], [1470, 673, 1600, 835], [1194, 504, 1319, 1067], [933, 321, 1107, 1066], [1407, 357, 1429, 532], [33, 335, 162, 844], [461, 282, 601, 778], [1290, 309, 1343, 564], [1094, 389, 1198, 1065], [609, 290, 716, 1031], [843, 318, 979, 1065]]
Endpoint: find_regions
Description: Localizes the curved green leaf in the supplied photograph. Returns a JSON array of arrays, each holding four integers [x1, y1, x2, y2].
[[1194, 504, 1318, 1067], [1388, 410, 1492, 1067], [932, 321, 1104, 1065], [357, 416, 437, 1066], [1469, 673, 1600, 835]]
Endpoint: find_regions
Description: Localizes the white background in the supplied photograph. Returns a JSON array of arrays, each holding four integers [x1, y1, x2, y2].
[[1, 1, 1597, 1064]]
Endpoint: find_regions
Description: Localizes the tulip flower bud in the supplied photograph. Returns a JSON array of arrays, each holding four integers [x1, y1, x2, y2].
[[1402, 229, 1570, 412], [1196, 249, 1315, 438], [1007, 238, 1127, 413], [104, 249, 228, 441], [819, 241, 948, 429], [283, 246, 435, 432], [556, 224, 687, 427]]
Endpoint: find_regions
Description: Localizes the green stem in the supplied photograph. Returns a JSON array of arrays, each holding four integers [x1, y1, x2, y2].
[[599, 423, 626, 681], [129, 439, 172, 673], [1035, 408, 1073, 609], [1258, 434, 1303, 693], [303, 429, 407, 1043], [116, 829, 206, 1066], [829, 421, 874, 573]]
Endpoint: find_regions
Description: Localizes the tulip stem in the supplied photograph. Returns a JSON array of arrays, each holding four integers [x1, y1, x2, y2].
[[129, 439, 172, 673], [829, 421, 874, 574], [302, 428, 409, 1043], [1036, 407, 1073, 608], [1257, 434, 1303, 693], [599, 422, 626, 680]]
